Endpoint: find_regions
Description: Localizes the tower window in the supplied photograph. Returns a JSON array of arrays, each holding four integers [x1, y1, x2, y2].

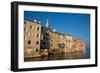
[[28, 40, 31, 44]]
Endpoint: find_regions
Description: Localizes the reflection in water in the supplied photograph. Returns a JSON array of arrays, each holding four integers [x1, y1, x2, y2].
[[24, 51, 90, 62]]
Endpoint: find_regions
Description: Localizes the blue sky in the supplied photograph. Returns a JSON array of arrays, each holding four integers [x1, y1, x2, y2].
[[24, 11, 90, 48]]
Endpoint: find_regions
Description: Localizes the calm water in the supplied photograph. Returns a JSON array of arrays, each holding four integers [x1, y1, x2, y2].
[[24, 48, 90, 62]]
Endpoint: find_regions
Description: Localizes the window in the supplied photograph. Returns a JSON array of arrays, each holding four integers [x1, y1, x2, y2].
[[37, 27, 39, 31], [30, 25, 32, 29], [36, 48, 38, 52], [51, 44, 53, 46], [43, 41, 45, 45], [28, 40, 31, 44], [36, 41, 39, 45]]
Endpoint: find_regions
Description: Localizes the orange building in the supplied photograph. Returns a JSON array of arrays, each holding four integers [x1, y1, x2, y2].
[[72, 38, 85, 52]]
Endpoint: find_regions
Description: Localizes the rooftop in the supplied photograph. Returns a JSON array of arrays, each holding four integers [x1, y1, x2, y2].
[[42, 27, 72, 36], [24, 19, 41, 24]]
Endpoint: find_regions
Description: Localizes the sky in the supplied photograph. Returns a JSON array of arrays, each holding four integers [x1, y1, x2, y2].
[[24, 11, 90, 48]]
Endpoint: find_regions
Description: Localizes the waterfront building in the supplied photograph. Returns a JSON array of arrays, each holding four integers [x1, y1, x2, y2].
[[24, 20, 41, 58], [72, 38, 85, 52], [63, 34, 73, 52], [49, 31, 59, 53]]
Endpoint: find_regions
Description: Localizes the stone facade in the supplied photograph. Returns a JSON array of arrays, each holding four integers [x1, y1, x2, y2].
[[24, 20, 41, 58], [49, 31, 59, 53], [63, 35, 73, 52]]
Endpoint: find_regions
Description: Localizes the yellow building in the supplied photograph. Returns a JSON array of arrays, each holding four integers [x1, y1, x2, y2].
[[63, 34, 73, 52], [49, 31, 59, 53], [24, 20, 41, 58], [49, 31, 73, 53]]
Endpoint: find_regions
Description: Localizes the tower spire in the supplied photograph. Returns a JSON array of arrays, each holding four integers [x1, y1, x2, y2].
[[46, 19, 49, 28]]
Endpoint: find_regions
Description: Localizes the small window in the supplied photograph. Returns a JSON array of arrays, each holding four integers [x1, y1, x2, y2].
[[51, 44, 53, 46], [43, 41, 45, 44], [30, 25, 32, 29], [28, 40, 31, 44], [36, 49, 38, 52], [37, 27, 39, 31], [36, 41, 39, 45]]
